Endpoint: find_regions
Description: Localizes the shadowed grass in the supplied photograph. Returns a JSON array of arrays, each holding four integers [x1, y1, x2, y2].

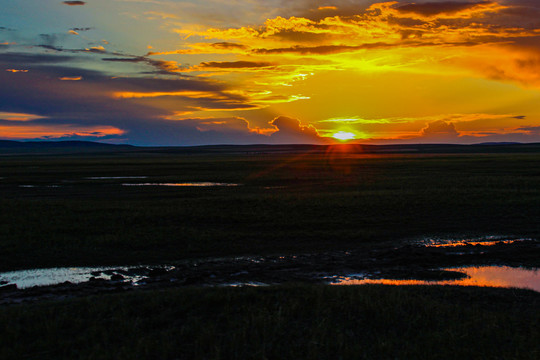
[[1, 153, 540, 270], [0, 284, 538, 359]]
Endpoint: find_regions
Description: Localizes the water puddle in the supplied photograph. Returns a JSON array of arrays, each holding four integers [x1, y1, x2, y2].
[[418, 236, 531, 248], [19, 185, 61, 188], [1, 237, 538, 295], [0, 266, 173, 289], [122, 182, 240, 187], [217, 281, 268, 287], [332, 266, 540, 292]]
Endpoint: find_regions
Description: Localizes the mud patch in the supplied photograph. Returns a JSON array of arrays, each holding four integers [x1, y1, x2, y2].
[[1, 236, 539, 305], [85, 176, 148, 180]]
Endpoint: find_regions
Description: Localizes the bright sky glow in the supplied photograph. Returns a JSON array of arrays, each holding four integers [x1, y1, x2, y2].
[[2, 1, 540, 145]]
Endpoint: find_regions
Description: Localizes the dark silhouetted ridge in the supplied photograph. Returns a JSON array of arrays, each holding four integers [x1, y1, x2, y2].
[[0, 140, 134, 155], [2, 140, 540, 155]]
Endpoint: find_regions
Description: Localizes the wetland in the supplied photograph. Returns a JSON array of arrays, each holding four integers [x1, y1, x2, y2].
[[1, 144, 539, 359]]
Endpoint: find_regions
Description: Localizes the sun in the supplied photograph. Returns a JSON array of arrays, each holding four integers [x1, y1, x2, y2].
[[332, 131, 356, 141]]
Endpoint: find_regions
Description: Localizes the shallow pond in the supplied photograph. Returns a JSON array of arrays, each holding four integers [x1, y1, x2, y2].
[[122, 182, 240, 187], [1, 236, 538, 292], [1, 265, 539, 292], [0, 266, 170, 289], [419, 237, 532, 248], [333, 266, 540, 292]]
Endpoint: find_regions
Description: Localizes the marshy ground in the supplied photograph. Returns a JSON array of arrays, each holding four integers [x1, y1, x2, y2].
[[1, 144, 539, 359]]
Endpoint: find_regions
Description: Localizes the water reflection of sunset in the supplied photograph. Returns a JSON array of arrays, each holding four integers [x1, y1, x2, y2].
[[424, 239, 526, 248], [334, 266, 540, 293]]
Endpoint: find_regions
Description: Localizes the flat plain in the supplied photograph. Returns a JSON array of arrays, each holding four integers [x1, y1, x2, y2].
[[0, 144, 539, 359]]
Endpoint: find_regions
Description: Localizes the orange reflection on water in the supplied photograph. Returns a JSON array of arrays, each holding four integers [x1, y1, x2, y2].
[[334, 266, 540, 292], [425, 240, 521, 248], [122, 182, 239, 187]]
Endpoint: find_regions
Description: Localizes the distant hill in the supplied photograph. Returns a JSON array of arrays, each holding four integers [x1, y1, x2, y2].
[[0, 140, 134, 155], [2, 140, 540, 155], [145, 143, 540, 155]]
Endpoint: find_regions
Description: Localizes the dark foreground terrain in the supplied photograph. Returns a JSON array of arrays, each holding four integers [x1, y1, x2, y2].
[[2, 144, 540, 270], [1, 285, 539, 360], [1, 143, 539, 359]]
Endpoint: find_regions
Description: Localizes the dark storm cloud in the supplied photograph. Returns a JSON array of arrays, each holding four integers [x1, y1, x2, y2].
[[62, 1, 86, 5], [0, 56, 328, 145], [269, 116, 324, 144], [38, 44, 66, 52], [211, 42, 247, 50], [271, 30, 330, 43], [0, 53, 232, 115], [70, 27, 93, 32], [39, 34, 64, 50], [396, 1, 494, 17], [0, 53, 302, 145], [102, 56, 186, 76], [199, 61, 274, 69], [253, 44, 379, 55], [102, 57, 143, 62], [516, 126, 540, 134], [420, 120, 459, 137], [251, 41, 462, 55], [0, 52, 75, 64]]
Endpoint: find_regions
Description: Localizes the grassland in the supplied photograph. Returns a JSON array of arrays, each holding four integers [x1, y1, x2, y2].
[[1, 148, 540, 270], [1, 284, 539, 360], [1, 146, 540, 359]]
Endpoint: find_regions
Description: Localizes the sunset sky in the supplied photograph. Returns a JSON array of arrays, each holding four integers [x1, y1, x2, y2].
[[2, 0, 540, 145]]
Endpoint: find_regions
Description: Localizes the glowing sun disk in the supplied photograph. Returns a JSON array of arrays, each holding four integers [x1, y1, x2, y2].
[[333, 131, 356, 141]]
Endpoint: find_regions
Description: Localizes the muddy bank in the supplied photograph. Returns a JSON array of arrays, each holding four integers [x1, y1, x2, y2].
[[1, 237, 539, 305]]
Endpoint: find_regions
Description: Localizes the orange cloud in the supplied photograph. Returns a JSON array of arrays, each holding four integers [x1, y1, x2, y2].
[[0, 112, 46, 121], [59, 76, 82, 81], [161, 1, 536, 72], [0, 125, 124, 140], [85, 46, 106, 53], [318, 6, 337, 11]]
